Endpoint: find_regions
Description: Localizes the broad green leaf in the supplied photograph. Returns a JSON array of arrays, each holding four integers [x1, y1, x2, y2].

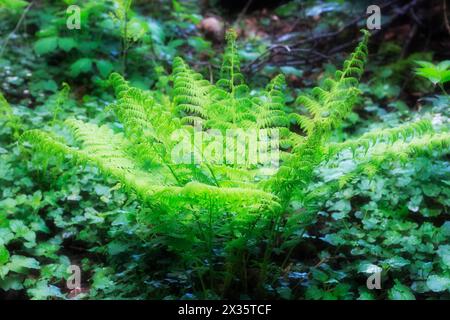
[[311, 269, 328, 282], [27, 280, 62, 300], [58, 37, 77, 52], [127, 17, 148, 41], [388, 281, 415, 300], [30, 79, 58, 93], [148, 18, 165, 44], [69, 58, 93, 77], [280, 66, 304, 78], [0, 265, 8, 279], [423, 184, 440, 197], [437, 60, 450, 70], [415, 60, 450, 85], [187, 37, 212, 52], [441, 221, 450, 237], [441, 70, 450, 84], [329, 199, 351, 214], [357, 290, 375, 300], [7, 255, 40, 273], [96, 60, 114, 78], [415, 61, 434, 68], [276, 286, 292, 299], [426, 275, 450, 292], [92, 268, 114, 290], [382, 256, 409, 269], [437, 245, 450, 267], [0, 0, 28, 12], [358, 262, 382, 274], [34, 37, 58, 55], [9, 219, 36, 243], [0, 245, 9, 265], [305, 286, 323, 300], [0, 228, 14, 246], [0, 275, 23, 290], [416, 68, 440, 85]]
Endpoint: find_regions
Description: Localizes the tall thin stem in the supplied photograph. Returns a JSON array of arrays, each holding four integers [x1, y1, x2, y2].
[[0, 1, 34, 59]]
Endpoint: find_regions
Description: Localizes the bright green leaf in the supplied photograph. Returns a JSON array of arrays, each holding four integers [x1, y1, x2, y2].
[[388, 281, 415, 300], [69, 58, 93, 77], [58, 37, 77, 52], [426, 275, 450, 292], [34, 37, 58, 55]]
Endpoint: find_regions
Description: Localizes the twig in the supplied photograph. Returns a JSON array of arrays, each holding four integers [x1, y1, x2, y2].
[[289, 0, 401, 47], [234, 0, 253, 27], [207, 63, 213, 83], [444, 0, 450, 36], [0, 1, 34, 59], [409, 7, 424, 26], [122, 2, 129, 76], [243, 0, 425, 74], [400, 23, 418, 58]]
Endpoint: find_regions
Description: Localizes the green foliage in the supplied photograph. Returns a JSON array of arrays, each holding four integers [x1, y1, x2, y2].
[[2, 0, 450, 300], [14, 0, 161, 87], [0, 0, 28, 13], [0, 83, 145, 299], [18, 30, 450, 299], [308, 154, 450, 300], [0, 91, 20, 138], [415, 60, 450, 86]]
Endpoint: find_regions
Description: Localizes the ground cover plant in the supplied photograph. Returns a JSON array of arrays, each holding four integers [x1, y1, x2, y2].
[[0, 0, 449, 300]]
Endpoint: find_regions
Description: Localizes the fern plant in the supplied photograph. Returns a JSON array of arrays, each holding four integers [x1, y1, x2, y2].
[[1, 91, 21, 139], [22, 29, 450, 296]]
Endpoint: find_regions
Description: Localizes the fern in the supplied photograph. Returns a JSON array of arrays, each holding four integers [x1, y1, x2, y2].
[[0, 91, 21, 139], [22, 29, 450, 239], [328, 119, 434, 157]]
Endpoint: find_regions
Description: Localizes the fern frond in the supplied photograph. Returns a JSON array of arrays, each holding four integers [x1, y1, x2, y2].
[[295, 30, 370, 137], [334, 132, 450, 185], [217, 29, 245, 93], [22, 123, 279, 213], [1, 91, 21, 138], [289, 113, 315, 136], [0, 91, 13, 122], [22, 29, 450, 230], [263, 74, 286, 110], [328, 119, 434, 157], [173, 57, 213, 119], [375, 133, 450, 160]]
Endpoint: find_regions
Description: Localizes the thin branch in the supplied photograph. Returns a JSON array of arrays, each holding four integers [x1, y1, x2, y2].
[[444, 0, 450, 35], [234, 0, 253, 27], [243, 0, 425, 74], [0, 1, 34, 59]]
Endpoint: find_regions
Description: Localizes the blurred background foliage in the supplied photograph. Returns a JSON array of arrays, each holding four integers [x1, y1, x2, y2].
[[0, 0, 450, 299]]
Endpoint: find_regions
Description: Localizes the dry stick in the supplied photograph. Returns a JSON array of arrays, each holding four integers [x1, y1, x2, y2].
[[122, 5, 129, 76], [444, 0, 450, 35], [244, 0, 426, 73], [243, 3, 376, 73], [327, 0, 423, 57], [289, 0, 402, 48], [234, 0, 253, 27], [409, 7, 424, 26], [400, 22, 418, 59], [0, 1, 34, 59], [319, 1, 421, 60], [397, 17, 420, 98]]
